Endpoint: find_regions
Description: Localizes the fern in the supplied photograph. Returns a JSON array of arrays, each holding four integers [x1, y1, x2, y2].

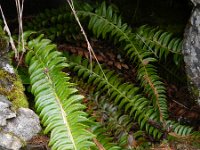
[[135, 25, 183, 66], [25, 34, 94, 149], [64, 53, 163, 139], [65, 53, 200, 142], [77, 2, 168, 122], [24, 3, 93, 42], [70, 78, 148, 148], [166, 120, 193, 136], [87, 91, 137, 147], [90, 122, 123, 150], [21, 2, 200, 147]]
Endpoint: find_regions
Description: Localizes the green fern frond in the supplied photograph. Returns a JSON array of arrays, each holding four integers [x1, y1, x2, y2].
[[190, 131, 200, 141], [25, 35, 94, 149], [135, 25, 183, 66], [166, 120, 200, 143], [24, 3, 93, 42], [64, 53, 163, 139], [24, 6, 79, 41], [90, 93, 136, 148], [166, 120, 193, 136], [77, 2, 168, 122], [70, 78, 144, 148], [91, 122, 123, 150]]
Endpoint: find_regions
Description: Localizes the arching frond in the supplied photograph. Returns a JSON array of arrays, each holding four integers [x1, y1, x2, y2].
[[77, 2, 168, 122], [25, 35, 94, 149], [64, 53, 163, 139]]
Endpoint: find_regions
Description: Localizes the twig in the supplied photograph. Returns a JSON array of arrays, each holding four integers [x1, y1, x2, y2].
[[172, 99, 189, 109], [0, 5, 18, 59], [66, 0, 108, 81], [15, 0, 25, 66]]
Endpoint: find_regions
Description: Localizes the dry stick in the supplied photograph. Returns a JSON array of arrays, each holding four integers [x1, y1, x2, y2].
[[0, 5, 18, 59], [15, 0, 25, 66], [66, 0, 108, 81]]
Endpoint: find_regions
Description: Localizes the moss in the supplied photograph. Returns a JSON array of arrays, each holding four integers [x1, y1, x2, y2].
[[0, 69, 29, 108]]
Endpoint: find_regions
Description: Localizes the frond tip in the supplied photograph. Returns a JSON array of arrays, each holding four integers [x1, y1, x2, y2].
[[25, 34, 94, 150]]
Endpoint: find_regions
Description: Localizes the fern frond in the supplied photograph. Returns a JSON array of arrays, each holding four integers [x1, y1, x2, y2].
[[166, 120, 200, 143], [91, 122, 123, 150], [135, 25, 183, 66], [71, 78, 145, 148], [191, 131, 200, 141], [77, 2, 168, 122], [25, 35, 94, 149], [24, 3, 93, 42], [90, 93, 136, 148], [65, 53, 163, 139], [166, 120, 193, 136]]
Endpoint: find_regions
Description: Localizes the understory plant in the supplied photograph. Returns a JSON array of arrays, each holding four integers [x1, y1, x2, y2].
[[1, 0, 199, 149]]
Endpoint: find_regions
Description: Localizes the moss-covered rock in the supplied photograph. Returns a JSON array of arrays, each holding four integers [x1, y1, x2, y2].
[[0, 69, 29, 108]]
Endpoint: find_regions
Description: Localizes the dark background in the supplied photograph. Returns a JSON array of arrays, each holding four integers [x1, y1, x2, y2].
[[0, 0, 193, 33]]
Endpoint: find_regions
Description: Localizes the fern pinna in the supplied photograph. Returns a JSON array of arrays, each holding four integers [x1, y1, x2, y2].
[[25, 34, 94, 149], [77, 2, 168, 123]]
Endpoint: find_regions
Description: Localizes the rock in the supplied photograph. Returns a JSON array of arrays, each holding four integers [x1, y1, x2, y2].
[[182, 4, 200, 106], [0, 57, 14, 74], [0, 132, 22, 150], [0, 95, 16, 126], [190, 0, 200, 6], [3, 108, 41, 141], [0, 108, 41, 150]]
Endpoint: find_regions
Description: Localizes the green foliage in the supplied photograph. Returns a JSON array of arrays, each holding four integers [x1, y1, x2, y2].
[[12, 1, 200, 148], [65, 53, 199, 143], [65, 53, 164, 139], [83, 89, 137, 148], [91, 122, 123, 150], [24, 3, 93, 42], [77, 2, 168, 123], [166, 120, 193, 136], [135, 25, 183, 66], [25, 34, 95, 149]]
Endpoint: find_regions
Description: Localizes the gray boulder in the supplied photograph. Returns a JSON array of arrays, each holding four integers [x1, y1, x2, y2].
[[0, 95, 16, 126], [0, 132, 22, 150], [3, 108, 41, 141], [190, 0, 200, 6], [0, 108, 41, 150], [182, 4, 200, 105]]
